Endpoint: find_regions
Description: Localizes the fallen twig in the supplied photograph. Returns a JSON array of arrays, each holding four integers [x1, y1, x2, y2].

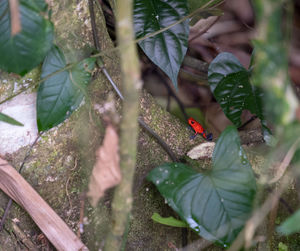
[[0, 158, 88, 251], [0, 133, 42, 231]]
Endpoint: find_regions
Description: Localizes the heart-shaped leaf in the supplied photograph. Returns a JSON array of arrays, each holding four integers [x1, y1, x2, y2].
[[208, 52, 273, 145], [134, 0, 189, 88], [0, 112, 23, 126], [37, 46, 95, 132], [147, 126, 256, 246], [0, 0, 54, 76]]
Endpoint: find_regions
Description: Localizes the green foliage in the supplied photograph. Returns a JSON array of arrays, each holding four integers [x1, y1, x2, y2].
[[277, 209, 300, 236], [133, 0, 189, 88], [0, 112, 23, 126], [251, 1, 297, 126], [278, 242, 289, 251], [147, 126, 256, 245], [37, 46, 95, 132], [151, 212, 188, 227], [0, 0, 54, 76], [208, 52, 273, 145]]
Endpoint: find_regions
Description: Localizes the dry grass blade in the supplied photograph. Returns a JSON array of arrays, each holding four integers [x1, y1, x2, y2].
[[87, 125, 121, 207], [229, 174, 291, 251], [267, 137, 300, 184], [0, 158, 88, 251]]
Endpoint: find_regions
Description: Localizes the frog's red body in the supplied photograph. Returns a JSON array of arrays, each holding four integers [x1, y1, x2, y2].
[[188, 117, 213, 141]]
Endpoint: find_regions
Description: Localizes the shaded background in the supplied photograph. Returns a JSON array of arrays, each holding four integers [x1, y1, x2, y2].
[[102, 0, 300, 137]]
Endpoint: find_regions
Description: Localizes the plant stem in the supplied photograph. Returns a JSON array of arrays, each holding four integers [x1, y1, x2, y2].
[[104, 0, 141, 250]]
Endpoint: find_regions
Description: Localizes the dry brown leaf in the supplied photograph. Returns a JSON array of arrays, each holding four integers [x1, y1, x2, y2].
[[0, 158, 88, 251], [87, 125, 121, 207], [189, 16, 219, 42]]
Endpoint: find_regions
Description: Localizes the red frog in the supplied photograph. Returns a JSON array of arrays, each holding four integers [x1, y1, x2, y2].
[[188, 117, 213, 141]]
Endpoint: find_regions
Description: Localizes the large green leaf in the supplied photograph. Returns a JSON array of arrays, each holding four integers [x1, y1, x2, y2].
[[0, 112, 23, 126], [134, 0, 189, 88], [0, 0, 54, 76], [37, 46, 95, 132], [147, 126, 256, 246], [208, 52, 273, 145], [277, 209, 300, 235]]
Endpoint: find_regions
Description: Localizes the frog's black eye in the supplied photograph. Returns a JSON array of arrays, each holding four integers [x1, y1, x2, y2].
[[191, 121, 194, 124]]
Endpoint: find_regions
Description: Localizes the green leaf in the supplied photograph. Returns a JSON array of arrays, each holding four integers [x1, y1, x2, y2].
[[0, 0, 54, 76], [0, 112, 24, 126], [278, 242, 288, 251], [147, 126, 256, 246], [37, 46, 95, 132], [213, 71, 260, 127], [151, 212, 188, 227], [208, 52, 273, 145], [26, 0, 48, 12], [134, 0, 189, 88], [208, 52, 245, 92], [277, 209, 300, 235]]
